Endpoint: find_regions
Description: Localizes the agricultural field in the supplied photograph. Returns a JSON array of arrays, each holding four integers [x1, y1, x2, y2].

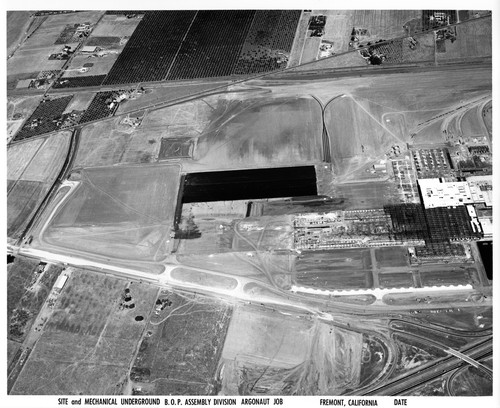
[[9, 269, 159, 395], [78, 91, 118, 124], [167, 10, 255, 80], [13, 95, 74, 141], [103, 11, 197, 84], [291, 10, 421, 67], [7, 132, 71, 240], [56, 14, 143, 86], [436, 16, 492, 62], [294, 249, 374, 290], [41, 164, 179, 262], [219, 305, 364, 395], [7, 11, 32, 56], [232, 10, 302, 75], [130, 291, 232, 395], [7, 95, 44, 142], [7, 11, 103, 88], [101, 10, 303, 85]]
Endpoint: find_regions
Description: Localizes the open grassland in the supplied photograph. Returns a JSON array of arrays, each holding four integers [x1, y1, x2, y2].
[[73, 117, 162, 167], [131, 291, 232, 395], [8, 259, 63, 342], [115, 83, 229, 115], [7, 257, 40, 318], [7, 132, 71, 240], [220, 306, 363, 395], [43, 165, 179, 262], [7, 11, 32, 55], [10, 269, 158, 395], [74, 92, 222, 167]]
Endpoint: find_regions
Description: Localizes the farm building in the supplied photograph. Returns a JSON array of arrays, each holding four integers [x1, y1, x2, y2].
[[54, 274, 68, 291], [81, 46, 101, 54]]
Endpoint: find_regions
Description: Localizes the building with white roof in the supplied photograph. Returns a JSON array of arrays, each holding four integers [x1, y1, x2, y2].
[[466, 175, 493, 207], [418, 178, 473, 208]]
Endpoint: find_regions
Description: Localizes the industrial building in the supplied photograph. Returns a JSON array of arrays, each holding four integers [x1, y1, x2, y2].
[[466, 175, 493, 207], [418, 178, 473, 208]]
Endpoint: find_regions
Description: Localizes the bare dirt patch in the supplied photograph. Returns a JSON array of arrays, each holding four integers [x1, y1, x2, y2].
[[43, 164, 179, 262]]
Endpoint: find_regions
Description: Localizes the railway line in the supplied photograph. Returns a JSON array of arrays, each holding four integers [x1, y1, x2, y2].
[[15, 128, 80, 247]]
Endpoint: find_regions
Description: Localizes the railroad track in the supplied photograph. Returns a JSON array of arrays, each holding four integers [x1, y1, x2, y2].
[[16, 128, 80, 246]]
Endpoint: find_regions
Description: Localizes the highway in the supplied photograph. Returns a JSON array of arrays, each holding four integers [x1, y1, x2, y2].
[[361, 337, 492, 396]]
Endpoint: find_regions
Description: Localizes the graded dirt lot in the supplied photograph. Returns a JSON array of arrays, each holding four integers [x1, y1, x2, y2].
[[294, 249, 373, 290], [327, 181, 399, 209], [375, 246, 409, 268], [189, 95, 322, 171], [220, 305, 363, 394], [42, 164, 179, 262], [75, 91, 323, 170], [325, 95, 401, 177], [222, 306, 313, 369], [131, 291, 232, 395], [7, 132, 71, 240]]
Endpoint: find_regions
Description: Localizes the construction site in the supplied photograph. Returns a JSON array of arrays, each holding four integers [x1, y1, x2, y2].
[[6, 8, 493, 401]]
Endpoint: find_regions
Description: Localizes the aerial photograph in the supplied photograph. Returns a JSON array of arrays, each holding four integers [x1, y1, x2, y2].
[[5, 5, 495, 407]]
